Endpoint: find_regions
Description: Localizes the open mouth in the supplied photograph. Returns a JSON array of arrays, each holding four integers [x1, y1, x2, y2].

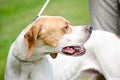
[[62, 46, 86, 56]]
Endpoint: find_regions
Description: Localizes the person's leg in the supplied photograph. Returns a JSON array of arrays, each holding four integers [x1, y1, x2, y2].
[[89, 0, 120, 36], [119, 0, 120, 38]]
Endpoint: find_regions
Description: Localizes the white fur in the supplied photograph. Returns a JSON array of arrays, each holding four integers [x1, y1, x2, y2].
[[5, 26, 90, 80], [49, 30, 120, 80]]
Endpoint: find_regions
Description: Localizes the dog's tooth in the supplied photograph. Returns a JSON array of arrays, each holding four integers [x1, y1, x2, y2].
[[67, 47, 70, 49]]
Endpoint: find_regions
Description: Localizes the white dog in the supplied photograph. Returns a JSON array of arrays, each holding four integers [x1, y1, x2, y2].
[[49, 29, 120, 80], [5, 16, 91, 80]]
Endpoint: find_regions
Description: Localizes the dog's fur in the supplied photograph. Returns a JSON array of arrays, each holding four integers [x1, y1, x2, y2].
[[5, 16, 91, 80], [49, 30, 120, 80]]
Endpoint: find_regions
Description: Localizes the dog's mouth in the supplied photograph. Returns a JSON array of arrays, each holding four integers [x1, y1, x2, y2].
[[62, 46, 86, 56]]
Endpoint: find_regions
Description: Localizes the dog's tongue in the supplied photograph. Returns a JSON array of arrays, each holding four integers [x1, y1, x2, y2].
[[62, 47, 75, 54], [50, 53, 58, 59], [62, 46, 86, 56]]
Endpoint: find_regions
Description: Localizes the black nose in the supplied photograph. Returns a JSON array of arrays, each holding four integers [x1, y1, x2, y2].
[[85, 26, 92, 32]]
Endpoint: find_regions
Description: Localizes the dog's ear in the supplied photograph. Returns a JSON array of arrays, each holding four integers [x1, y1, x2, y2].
[[24, 25, 40, 59]]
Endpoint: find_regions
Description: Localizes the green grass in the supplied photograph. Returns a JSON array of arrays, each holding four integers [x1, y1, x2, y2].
[[0, 0, 90, 79]]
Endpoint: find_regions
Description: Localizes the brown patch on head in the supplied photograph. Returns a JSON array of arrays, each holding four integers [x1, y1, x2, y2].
[[37, 16, 72, 47], [24, 16, 72, 59]]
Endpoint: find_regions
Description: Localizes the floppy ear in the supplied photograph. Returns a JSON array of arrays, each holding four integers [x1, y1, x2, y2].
[[24, 25, 40, 59]]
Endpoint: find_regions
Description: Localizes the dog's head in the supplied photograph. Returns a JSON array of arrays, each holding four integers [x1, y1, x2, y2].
[[24, 16, 91, 59], [24, 16, 71, 59]]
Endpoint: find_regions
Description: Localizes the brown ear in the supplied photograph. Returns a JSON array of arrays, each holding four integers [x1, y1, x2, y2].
[[24, 26, 40, 59]]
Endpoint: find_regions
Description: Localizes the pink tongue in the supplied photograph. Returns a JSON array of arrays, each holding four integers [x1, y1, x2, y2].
[[63, 47, 74, 54]]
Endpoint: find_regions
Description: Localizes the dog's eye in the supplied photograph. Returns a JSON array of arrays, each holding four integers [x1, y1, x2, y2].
[[61, 25, 70, 33], [64, 26, 69, 29]]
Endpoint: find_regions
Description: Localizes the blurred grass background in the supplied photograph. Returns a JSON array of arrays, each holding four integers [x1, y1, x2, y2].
[[0, 0, 90, 79]]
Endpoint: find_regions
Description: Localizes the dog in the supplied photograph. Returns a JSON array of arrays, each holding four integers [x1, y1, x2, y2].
[[5, 16, 92, 80], [49, 29, 120, 80]]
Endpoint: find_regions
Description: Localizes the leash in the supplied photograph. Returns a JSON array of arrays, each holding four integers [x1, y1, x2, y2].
[[34, 0, 50, 20]]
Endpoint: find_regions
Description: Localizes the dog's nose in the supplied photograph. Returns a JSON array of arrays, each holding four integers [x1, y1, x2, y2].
[[85, 26, 92, 32]]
